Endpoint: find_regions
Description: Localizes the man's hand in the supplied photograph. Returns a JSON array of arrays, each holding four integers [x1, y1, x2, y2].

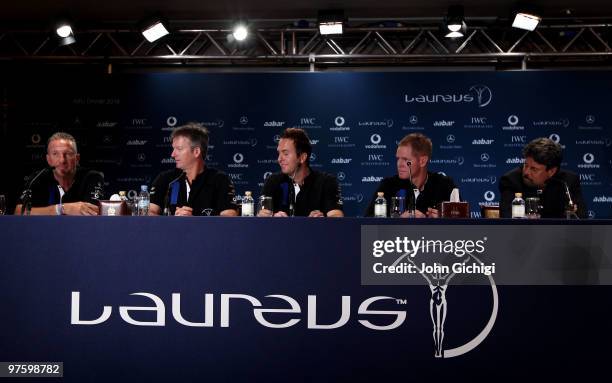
[[426, 208, 440, 218], [308, 210, 325, 217], [174, 206, 193, 216], [257, 209, 273, 217], [62, 202, 99, 216]]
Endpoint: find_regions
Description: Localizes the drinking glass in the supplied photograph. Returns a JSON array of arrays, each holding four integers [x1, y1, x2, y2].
[[525, 197, 540, 219], [258, 196, 273, 217]]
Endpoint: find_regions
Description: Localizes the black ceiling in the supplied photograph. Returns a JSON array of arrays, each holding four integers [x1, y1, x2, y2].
[[2, 0, 612, 25]]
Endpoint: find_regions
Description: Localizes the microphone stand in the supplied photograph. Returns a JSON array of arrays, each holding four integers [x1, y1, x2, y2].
[[21, 167, 53, 216], [563, 181, 579, 219], [407, 160, 416, 218]]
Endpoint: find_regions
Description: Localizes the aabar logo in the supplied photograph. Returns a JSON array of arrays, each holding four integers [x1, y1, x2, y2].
[[70, 292, 406, 330], [362, 176, 384, 183], [331, 158, 352, 164], [264, 121, 285, 127], [506, 157, 524, 164], [127, 140, 147, 146], [472, 138, 494, 145], [97, 121, 118, 128], [593, 196, 612, 203], [433, 120, 455, 127]]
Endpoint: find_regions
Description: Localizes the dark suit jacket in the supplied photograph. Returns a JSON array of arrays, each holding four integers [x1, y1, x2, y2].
[[499, 167, 587, 218]]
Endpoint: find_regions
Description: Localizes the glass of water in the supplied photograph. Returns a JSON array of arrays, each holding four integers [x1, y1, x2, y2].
[[525, 197, 541, 219], [390, 196, 405, 218], [258, 196, 273, 217]]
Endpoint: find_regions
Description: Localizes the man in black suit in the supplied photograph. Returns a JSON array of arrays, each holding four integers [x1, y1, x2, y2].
[[499, 137, 586, 218]]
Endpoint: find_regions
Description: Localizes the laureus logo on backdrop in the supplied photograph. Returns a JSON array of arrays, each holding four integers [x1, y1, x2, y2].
[[366, 233, 498, 358], [404, 84, 492, 108]]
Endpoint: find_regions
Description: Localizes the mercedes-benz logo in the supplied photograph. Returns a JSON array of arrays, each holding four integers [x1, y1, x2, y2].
[[337, 172, 346, 181], [409, 115, 418, 124], [240, 116, 248, 125], [586, 115, 595, 124], [273, 135, 281, 143], [481, 153, 490, 162], [447, 134, 456, 144], [137, 153, 146, 162]]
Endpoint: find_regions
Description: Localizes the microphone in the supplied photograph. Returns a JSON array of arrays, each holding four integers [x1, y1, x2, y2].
[[164, 171, 185, 216], [21, 166, 55, 215], [562, 180, 579, 219]]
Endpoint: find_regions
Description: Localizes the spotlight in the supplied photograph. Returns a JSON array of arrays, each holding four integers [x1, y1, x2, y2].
[[444, 5, 466, 38], [140, 18, 169, 43], [512, 12, 541, 31], [232, 24, 249, 41], [318, 10, 345, 35], [55, 21, 76, 46]]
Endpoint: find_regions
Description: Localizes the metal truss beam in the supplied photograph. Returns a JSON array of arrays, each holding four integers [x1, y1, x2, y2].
[[1, 22, 611, 67]]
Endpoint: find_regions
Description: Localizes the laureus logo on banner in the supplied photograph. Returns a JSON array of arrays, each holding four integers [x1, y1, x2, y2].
[[364, 229, 498, 358], [404, 84, 492, 108]]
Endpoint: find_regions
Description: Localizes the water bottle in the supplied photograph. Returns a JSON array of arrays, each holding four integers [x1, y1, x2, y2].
[[242, 191, 254, 217], [511, 192, 525, 219], [137, 185, 150, 216], [374, 192, 387, 218]]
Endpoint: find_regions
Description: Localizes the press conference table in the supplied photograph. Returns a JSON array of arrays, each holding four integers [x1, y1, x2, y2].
[[0, 216, 611, 382]]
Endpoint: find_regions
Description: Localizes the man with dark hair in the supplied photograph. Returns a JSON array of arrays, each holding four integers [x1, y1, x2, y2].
[[260, 127, 343, 217], [499, 137, 586, 218], [149, 123, 238, 216], [365, 133, 457, 218], [15, 132, 103, 215]]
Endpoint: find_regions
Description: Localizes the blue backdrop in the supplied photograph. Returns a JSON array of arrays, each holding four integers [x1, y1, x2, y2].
[[5, 71, 612, 217]]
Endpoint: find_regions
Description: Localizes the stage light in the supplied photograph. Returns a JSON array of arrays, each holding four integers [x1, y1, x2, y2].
[[55, 21, 76, 46], [318, 10, 345, 35], [232, 24, 249, 41], [141, 19, 169, 42], [512, 12, 541, 31], [445, 5, 466, 38]]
